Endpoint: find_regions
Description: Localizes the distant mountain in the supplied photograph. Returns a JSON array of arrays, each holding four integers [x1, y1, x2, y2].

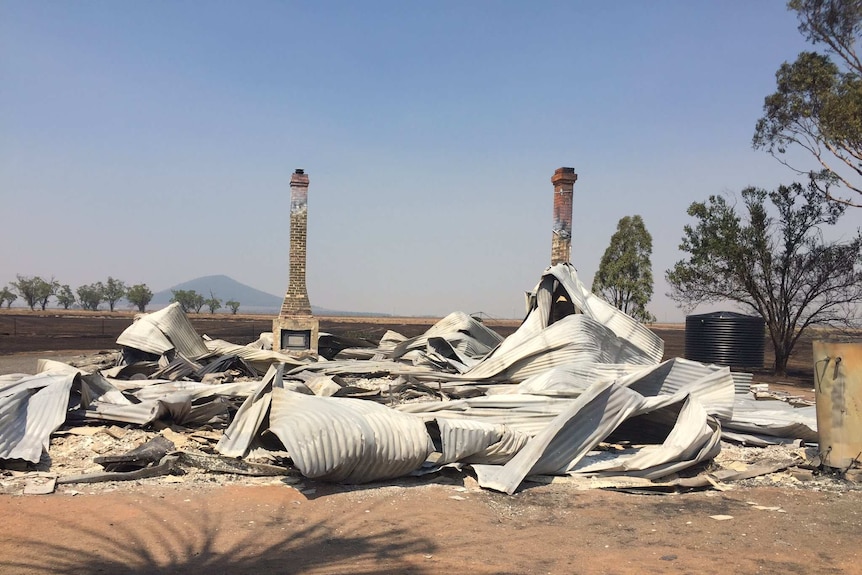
[[151, 275, 282, 309], [151, 275, 388, 316]]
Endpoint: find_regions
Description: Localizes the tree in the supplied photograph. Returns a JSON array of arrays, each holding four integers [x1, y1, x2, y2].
[[37, 278, 58, 310], [103, 277, 126, 312], [226, 300, 240, 315], [0, 287, 17, 308], [77, 282, 105, 311], [11, 275, 57, 310], [171, 289, 205, 313], [191, 292, 206, 313], [55, 284, 76, 310], [126, 284, 153, 312], [591, 215, 656, 323], [753, 0, 862, 207], [206, 292, 222, 314], [666, 181, 862, 375]]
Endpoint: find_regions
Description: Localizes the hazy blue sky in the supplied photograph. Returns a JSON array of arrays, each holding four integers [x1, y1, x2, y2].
[[2, 1, 859, 320]]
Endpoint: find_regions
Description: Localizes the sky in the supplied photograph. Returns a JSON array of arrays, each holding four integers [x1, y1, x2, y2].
[[2, 1, 860, 320]]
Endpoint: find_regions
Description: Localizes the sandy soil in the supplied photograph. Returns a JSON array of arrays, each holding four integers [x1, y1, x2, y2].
[[0, 479, 859, 575]]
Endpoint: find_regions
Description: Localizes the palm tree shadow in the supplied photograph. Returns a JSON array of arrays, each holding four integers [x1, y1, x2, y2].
[[0, 491, 437, 575]]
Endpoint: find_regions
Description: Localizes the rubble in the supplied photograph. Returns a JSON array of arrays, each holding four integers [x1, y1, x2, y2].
[[0, 264, 858, 496]]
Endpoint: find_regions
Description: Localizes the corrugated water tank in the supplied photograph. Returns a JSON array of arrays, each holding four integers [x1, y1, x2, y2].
[[685, 312, 765, 368]]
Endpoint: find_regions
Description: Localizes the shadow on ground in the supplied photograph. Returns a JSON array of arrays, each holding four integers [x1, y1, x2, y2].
[[0, 493, 436, 575]]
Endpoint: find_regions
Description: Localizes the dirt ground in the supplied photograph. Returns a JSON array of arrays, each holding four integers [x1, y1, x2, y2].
[[1, 479, 860, 574], [0, 312, 857, 575]]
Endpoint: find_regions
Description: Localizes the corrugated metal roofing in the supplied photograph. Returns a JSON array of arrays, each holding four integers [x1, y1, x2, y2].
[[267, 388, 433, 483], [435, 417, 529, 465], [472, 381, 646, 494], [115, 319, 174, 356], [544, 263, 665, 363], [724, 395, 817, 442], [204, 338, 308, 372], [388, 311, 503, 360], [116, 303, 210, 359], [0, 261, 821, 492], [216, 364, 283, 458], [0, 372, 77, 463]]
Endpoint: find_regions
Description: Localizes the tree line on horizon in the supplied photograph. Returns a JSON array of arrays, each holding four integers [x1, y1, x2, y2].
[[0, 277, 242, 315]]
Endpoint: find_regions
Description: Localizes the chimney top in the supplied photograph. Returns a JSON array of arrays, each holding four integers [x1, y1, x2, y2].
[[295, 169, 305, 175], [551, 167, 578, 186]]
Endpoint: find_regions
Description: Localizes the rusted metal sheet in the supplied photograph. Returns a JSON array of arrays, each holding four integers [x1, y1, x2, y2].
[[814, 341, 862, 469]]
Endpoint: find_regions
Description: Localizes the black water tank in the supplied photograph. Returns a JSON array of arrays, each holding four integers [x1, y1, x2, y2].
[[685, 312, 765, 368]]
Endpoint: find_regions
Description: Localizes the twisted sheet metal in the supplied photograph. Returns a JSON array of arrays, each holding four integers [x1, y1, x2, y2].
[[724, 395, 817, 442], [36, 360, 131, 406], [205, 339, 308, 372], [471, 381, 726, 493], [217, 364, 284, 458], [619, 358, 735, 420], [571, 396, 723, 479], [116, 303, 209, 359], [544, 263, 665, 363], [472, 381, 646, 493], [0, 372, 77, 463], [434, 417, 529, 465], [267, 388, 433, 483], [387, 311, 504, 360]]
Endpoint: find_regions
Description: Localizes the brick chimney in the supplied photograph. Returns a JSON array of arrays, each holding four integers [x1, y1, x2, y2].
[[551, 167, 578, 265], [273, 169, 319, 354]]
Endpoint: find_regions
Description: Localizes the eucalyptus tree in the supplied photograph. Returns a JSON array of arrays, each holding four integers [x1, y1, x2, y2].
[[592, 215, 655, 323], [666, 181, 862, 375]]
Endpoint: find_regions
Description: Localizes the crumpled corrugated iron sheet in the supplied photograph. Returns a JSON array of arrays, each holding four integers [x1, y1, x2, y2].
[[204, 338, 308, 372], [117, 302, 210, 359], [0, 371, 77, 463], [0, 262, 819, 493], [471, 382, 723, 494], [301, 265, 664, 384], [722, 395, 817, 444], [267, 388, 434, 483], [387, 311, 504, 362], [519, 265, 664, 363], [212, 264, 738, 491], [217, 364, 283, 458], [433, 417, 530, 465]]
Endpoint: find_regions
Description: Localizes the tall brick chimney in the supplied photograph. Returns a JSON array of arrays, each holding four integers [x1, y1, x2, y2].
[[551, 167, 578, 265], [273, 169, 319, 354]]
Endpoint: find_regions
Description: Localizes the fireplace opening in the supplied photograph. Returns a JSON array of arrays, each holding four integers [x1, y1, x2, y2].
[[281, 329, 311, 350]]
